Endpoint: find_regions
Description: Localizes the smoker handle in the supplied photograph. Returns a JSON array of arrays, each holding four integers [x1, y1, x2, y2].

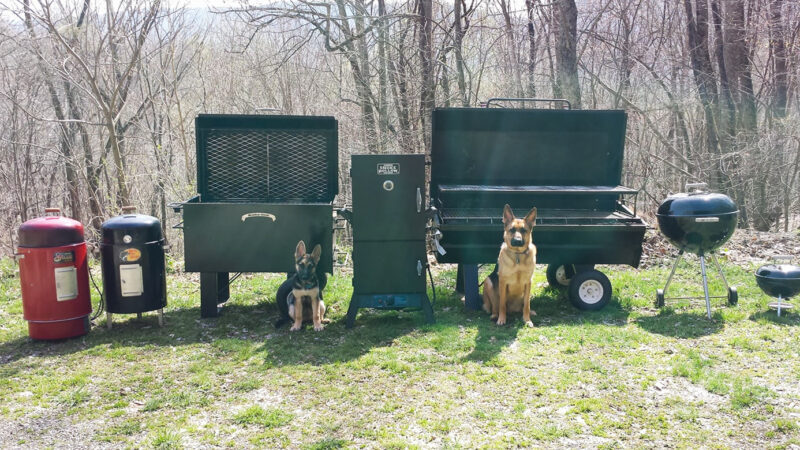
[[416, 188, 422, 213], [685, 182, 708, 192], [485, 97, 571, 109]]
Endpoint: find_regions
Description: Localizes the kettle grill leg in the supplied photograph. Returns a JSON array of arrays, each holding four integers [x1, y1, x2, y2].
[[700, 256, 712, 319], [661, 250, 684, 296], [106, 312, 112, 330], [709, 253, 731, 291]]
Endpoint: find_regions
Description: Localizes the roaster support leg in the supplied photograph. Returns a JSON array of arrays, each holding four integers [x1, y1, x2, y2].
[[463, 264, 481, 311]]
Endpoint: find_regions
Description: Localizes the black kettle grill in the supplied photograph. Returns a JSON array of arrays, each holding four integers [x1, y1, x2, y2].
[[755, 256, 800, 316], [655, 183, 738, 318]]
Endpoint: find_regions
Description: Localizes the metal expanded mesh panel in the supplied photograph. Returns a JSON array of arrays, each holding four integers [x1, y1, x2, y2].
[[205, 131, 270, 201], [268, 132, 329, 200], [197, 115, 337, 203]]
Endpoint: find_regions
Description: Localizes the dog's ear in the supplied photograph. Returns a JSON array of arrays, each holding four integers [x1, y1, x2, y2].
[[524, 207, 537, 230], [311, 244, 322, 264], [502, 204, 515, 225], [295, 240, 306, 260]]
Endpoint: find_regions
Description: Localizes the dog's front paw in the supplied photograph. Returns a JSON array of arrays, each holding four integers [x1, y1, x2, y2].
[[290, 324, 302, 331], [524, 320, 534, 328], [313, 323, 324, 331], [496, 315, 506, 325]]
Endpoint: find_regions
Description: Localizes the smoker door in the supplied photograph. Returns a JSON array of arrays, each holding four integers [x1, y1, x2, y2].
[[350, 154, 426, 242], [352, 241, 427, 295], [183, 202, 333, 273]]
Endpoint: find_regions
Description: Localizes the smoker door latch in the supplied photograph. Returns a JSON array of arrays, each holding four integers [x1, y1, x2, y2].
[[416, 187, 422, 213], [417, 259, 423, 277]]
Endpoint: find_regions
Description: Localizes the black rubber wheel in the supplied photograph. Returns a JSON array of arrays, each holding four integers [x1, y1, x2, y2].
[[568, 269, 612, 310], [546, 264, 574, 289], [655, 289, 666, 308], [727, 286, 738, 306]]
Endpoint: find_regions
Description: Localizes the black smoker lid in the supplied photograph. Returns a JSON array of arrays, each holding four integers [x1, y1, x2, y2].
[[101, 212, 163, 245]]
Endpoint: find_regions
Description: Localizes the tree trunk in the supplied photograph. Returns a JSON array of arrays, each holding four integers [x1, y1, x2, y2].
[[419, 0, 434, 151], [525, 0, 536, 98], [555, 0, 581, 108], [769, 0, 788, 118], [723, 0, 756, 132], [453, 0, 469, 106], [499, 0, 523, 97], [377, 0, 390, 151]]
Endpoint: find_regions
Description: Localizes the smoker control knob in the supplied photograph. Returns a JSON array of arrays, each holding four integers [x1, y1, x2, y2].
[[383, 180, 394, 191], [123, 235, 133, 244]]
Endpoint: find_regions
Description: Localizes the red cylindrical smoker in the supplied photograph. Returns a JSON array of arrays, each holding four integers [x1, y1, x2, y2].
[[16, 208, 91, 340]]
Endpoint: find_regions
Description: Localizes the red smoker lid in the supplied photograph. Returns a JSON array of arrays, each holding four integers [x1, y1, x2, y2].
[[18, 208, 85, 248]]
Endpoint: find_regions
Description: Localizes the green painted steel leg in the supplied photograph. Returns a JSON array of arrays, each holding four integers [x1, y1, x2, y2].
[[422, 294, 435, 324], [218, 272, 230, 301], [456, 264, 465, 294], [200, 272, 221, 318], [345, 295, 359, 328], [463, 264, 481, 311]]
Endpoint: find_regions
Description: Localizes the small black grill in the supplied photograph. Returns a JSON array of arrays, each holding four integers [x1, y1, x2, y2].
[[655, 183, 739, 317], [755, 256, 800, 316]]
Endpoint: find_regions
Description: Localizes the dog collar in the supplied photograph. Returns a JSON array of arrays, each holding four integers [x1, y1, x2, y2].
[[509, 248, 529, 264]]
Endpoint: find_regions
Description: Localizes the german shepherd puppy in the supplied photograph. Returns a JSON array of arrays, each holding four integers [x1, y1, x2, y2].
[[482, 204, 537, 327], [275, 241, 328, 331]]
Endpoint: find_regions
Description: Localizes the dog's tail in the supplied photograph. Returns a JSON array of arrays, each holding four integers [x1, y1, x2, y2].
[[479, 264, 499, 287]]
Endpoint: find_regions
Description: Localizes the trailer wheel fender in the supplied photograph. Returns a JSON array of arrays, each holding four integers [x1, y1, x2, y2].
[[568, 269, 612, 310]]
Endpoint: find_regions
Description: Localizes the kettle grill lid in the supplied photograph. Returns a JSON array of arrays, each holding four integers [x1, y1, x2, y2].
[[755, 264, 800, 280], [657, 192, 738, 217]]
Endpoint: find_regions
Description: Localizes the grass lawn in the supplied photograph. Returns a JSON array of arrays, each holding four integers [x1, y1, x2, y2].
[[1, 253, 800, 449]]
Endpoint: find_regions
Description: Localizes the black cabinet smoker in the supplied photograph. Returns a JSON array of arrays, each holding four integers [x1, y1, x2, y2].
[[100, 206, 167, 328], [345, 154, 434, 327]]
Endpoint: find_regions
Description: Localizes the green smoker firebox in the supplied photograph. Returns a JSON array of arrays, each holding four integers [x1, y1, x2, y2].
[[174, 114, 337, 318], [345, 154, 434, 327]]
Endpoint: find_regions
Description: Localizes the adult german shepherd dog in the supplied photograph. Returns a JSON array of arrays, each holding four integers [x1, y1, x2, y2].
[[482, 204, 538, 327], [275, 241, 329, 331]]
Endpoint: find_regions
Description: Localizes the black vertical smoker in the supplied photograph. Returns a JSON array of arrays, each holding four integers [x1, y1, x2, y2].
[[345, 154, 434, 327], [100, 206, 167, 328]]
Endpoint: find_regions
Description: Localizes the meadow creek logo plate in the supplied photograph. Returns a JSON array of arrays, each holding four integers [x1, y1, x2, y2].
[[377, 163, 400, 175]]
